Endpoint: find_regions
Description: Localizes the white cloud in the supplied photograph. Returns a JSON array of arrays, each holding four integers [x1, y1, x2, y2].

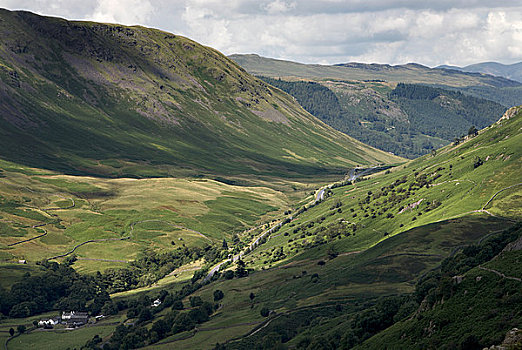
[[263, 0, 296, 15], [91, 0, 155, 25]]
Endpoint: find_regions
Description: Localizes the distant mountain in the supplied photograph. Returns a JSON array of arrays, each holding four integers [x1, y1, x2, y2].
[[230, 54, 521, 88], [438, 61, 522, 83], [0, 10, 400, 179]]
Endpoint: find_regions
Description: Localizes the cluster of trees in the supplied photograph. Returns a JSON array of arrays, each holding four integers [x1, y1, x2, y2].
[[0, 260, 108, 318], [261, 77, 343, 122], [355, 169, 446, 221], [87, 287, 218, 349], [391, 83, 505, 141], [0, 243, 228, 318], [447, 85, 522, 108], [100, 244, 225, 293]]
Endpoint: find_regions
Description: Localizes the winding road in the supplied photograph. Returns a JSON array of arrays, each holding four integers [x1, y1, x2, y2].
[[203, 221, 285, 282], [348, 166, 391, 181]]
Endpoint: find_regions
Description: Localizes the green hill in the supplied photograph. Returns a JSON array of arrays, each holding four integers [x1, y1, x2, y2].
[[0, 9, 399, 179], [181, 106, 519, 350]]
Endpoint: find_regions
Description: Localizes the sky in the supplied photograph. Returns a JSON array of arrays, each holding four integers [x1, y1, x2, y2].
[[1, 0, 521, 67]]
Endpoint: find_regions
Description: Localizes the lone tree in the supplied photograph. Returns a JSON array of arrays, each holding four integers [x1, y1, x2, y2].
[[235, 259, 248, 278], [16, 325, 26, 334], [326, 246, 338, 259], [62, 254, 77, 267], [473, 157, 484, 169], [249, 292, 255, 301], [468, 126, 478, 137], [9, 328, 14, 337], [260, 307, 270, 317], [223, 270, 234, 279], [189, 296, 203, 307], [213, 290, 224, 301]]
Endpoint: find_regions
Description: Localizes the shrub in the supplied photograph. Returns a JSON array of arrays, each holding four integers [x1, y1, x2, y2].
[[213, 290, 224, 301], [260, 307, 270, 317], [223, 270, 234, 280], [189, 296, 203, 307], [171, 300, 184, 310]]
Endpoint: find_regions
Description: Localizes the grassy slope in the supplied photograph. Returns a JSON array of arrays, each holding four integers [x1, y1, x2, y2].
[[0, 9, 399, 179], [240, 106, 522, 269], [141, 216, 515, 350], [0, 157, 309, 274], [357, 238, 522, 350]]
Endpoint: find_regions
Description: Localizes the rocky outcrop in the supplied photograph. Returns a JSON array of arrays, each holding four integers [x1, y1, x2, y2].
[[502, 236, 522, 252], [483, 328, 522, 349], [497, 106, 521, 123]]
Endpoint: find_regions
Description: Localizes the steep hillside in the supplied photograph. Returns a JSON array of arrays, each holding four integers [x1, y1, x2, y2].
[[357, 226, 522, 350], [0, 9, 399, 178]]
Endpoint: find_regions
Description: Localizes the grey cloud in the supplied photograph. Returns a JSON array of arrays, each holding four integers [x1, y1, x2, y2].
[[229, 0, 522, 16]]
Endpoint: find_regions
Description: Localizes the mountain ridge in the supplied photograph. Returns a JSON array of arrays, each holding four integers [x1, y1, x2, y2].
[[437, 61, 522, 83], [229, 53, 521, 88]]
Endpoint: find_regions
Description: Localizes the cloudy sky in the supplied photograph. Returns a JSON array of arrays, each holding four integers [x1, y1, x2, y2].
[[1, 0, 521, 66]]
